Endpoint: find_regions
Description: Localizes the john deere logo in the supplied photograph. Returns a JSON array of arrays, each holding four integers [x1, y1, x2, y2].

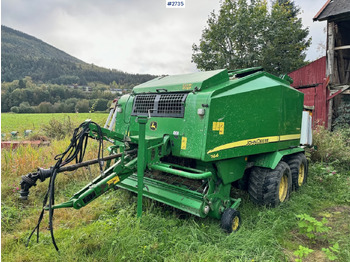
[[150, 121, 157, 131]]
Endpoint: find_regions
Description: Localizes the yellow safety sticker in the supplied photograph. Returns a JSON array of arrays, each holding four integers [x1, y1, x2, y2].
[[219, 122, 224, 135], [181, 137, 187, 150], [212, 122, 224, 135], [107, 176, 120, 185], [182, 83, 192, 90]]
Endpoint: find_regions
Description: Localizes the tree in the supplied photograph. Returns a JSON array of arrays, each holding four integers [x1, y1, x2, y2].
[[37, 102, 54, 113], [18, 79, 26, 89], [75, 99, 90, 113], [64, 98, 78, 113], [192, 0, 311, 75], [93, 99, 109, 111], [19, 102, 35, 113], [261, 2, 311, 74], [10, 106, 19, 113], [274, 0, 300, 18]]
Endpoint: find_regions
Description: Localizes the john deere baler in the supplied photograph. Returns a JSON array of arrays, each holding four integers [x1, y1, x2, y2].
[[20, 67, 309, 250]]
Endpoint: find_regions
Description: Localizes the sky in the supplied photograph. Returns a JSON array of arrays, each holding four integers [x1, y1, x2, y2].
[[1, 0, 328, 75]]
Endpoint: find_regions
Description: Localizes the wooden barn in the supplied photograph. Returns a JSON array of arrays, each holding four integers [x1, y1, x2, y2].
[[289, 0, 350, 129]]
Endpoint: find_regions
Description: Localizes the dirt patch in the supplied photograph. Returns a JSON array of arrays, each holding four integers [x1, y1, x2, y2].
[[303, 249, 327, 262], [317, 206, 350, 237]]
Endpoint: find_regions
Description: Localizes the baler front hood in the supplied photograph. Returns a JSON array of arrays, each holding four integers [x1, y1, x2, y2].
[[132, 69, 229, 94]]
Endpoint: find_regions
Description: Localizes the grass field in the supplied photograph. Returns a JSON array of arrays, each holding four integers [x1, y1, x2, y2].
[[1, 113, 108, 139], [1, 114, 350, 262]]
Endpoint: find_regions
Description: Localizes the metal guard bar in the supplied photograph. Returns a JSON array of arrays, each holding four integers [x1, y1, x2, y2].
[[149, 162, 212, 179]]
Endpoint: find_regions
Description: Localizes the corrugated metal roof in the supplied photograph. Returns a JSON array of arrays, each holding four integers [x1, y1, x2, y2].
[[314, 0, 350, 21]]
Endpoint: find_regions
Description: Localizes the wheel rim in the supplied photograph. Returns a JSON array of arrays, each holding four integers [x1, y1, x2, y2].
[[298, 164, 305, 186], [279, 174, 288, 202], [232, 216, 239, 231]]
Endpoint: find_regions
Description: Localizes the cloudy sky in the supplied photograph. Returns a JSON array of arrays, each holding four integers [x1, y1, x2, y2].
[[2, 0, 328, 75]]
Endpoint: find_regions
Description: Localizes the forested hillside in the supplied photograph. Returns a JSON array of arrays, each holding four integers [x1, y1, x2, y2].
[[1, 25, 154, 85], [1, 79, 117, 113], [1, 25, 156, 113]]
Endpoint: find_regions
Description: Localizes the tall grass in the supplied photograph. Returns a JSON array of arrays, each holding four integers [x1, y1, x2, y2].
[[310, 126, 350, 171]]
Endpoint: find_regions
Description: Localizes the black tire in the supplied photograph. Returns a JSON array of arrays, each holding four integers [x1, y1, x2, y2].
[[248, 161, 292, 207], [285, 153, 308, 191], [221, 208, 241, 233]]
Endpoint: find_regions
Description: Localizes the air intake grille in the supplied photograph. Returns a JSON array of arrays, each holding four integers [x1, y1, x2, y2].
[[132, 94, 157, 115], [132, 93, 188, 118]]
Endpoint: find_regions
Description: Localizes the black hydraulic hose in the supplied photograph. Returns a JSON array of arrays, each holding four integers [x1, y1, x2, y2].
[[26, 121, 105, 251]]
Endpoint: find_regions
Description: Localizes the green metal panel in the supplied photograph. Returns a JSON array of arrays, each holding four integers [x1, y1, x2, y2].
[[118, 175, 207, 217], [250, 147, 305, 169], [115, 92, 210, 160], [133, 69, 228, 93], [203, 72, 303, 162], [215, 157, 247, 185]]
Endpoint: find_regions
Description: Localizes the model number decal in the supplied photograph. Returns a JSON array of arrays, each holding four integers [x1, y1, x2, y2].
[[210, 153, 219, 159]]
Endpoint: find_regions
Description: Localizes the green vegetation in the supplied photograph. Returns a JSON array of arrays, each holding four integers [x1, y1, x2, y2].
[[293, 214, 342, 261], [1, 26, 155, 85], [192, 0, 311, 75], [322, 243, 340, 261], [1, 78, 117, 113], [310, 125, 350, 170], [296, 214, 330, 240], [1, 113, 108, 139], [293, 245, 314, 262], [1, 117, 350, 261]]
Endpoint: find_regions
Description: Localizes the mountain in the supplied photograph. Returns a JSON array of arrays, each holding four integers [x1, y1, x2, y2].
[[1, 25, 154, 86]]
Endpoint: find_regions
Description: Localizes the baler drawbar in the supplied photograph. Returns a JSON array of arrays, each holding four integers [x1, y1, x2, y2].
[[20, 67, 310, 250]]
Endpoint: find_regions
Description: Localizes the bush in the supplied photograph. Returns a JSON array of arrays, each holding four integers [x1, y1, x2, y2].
[[75, 99, 90, 113], [19, 102, 35, 113], [310, 126, 350, 170], [37, 102, 54, 113], [10, 106, 19, 113], [42, 116, 75, 140]]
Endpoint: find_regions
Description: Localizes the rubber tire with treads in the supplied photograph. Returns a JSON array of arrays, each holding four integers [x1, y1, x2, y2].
[[248, 161, 292, 207], [286, 153, 308, 191], [221, 208, 241, 233]]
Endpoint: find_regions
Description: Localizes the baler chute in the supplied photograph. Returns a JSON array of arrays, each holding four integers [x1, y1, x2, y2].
[[20, 67, 310, 250]]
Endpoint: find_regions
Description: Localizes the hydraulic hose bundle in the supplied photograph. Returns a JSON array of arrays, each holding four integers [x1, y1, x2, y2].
[[25, 121, 104, 251]]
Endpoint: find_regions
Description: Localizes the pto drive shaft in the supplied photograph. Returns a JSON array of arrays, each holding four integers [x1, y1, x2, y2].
[[19, 149, 137, 200]]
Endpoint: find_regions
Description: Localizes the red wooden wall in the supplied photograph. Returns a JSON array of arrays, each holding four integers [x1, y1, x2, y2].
[[288, 56, 329, 128]]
